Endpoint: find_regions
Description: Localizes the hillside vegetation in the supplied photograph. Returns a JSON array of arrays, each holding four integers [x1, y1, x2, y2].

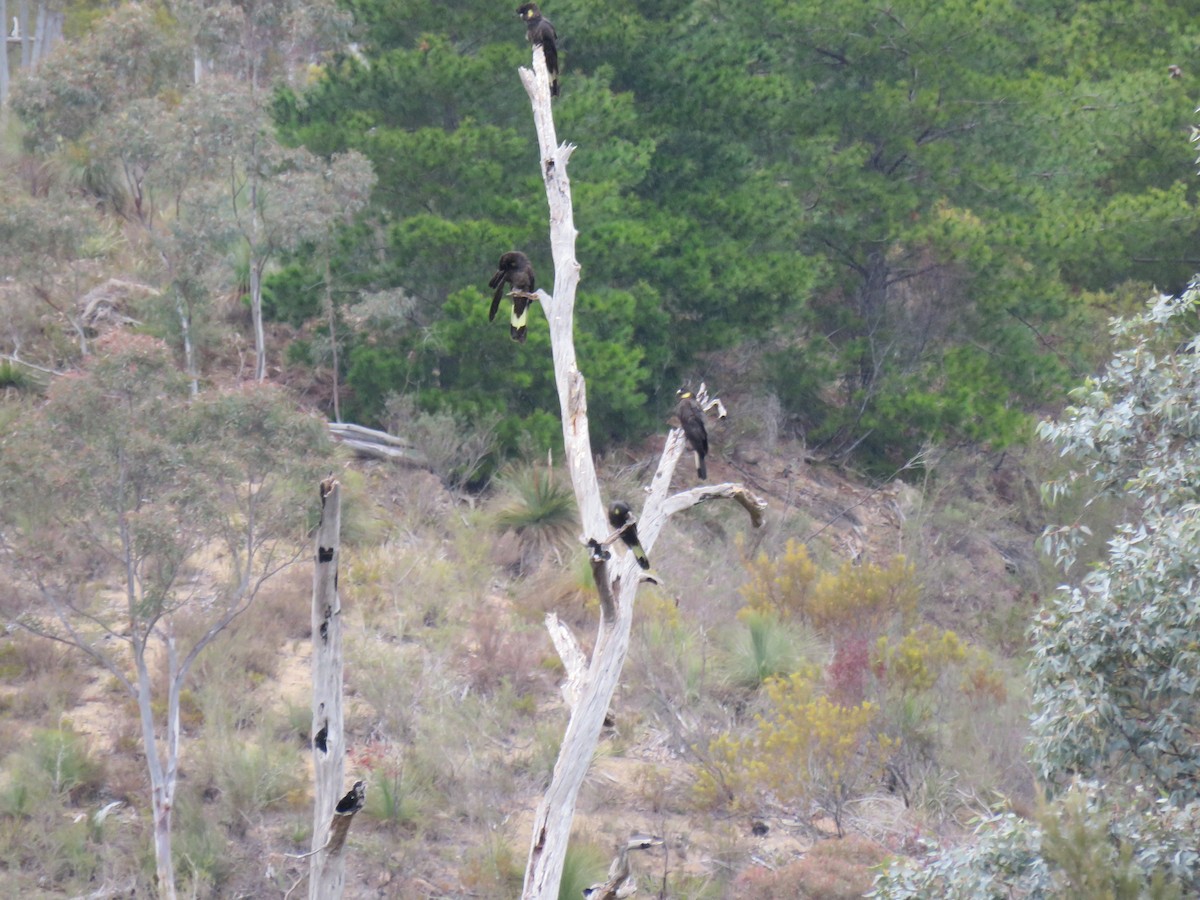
[[1, 0, 1199, 897]]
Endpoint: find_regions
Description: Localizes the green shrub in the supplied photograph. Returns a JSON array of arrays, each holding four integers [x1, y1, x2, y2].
[[285, 337, 314, 366], [1040, 789, 1184, 900], [173, 795, 235, 892], [212, 735, 305, 822], [355, 741, 437, 832], [460, 833, 524, 895], [558, 838, 609, 900], [0, 360, 33, 390], [31, 727, 105, 803], [262, 262, 322, 326], [724, 612, 805, 690], [384, 394, 500, 492]]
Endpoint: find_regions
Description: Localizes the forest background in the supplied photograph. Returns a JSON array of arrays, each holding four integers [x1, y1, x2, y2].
[[2, 0, 1200, 897]]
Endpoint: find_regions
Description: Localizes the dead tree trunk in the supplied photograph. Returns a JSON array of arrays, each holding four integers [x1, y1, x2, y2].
[[310, 476, 352, 900], [517, 48, 766, 899]]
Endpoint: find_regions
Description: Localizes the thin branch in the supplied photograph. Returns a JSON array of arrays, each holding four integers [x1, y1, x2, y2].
[[283, 872, 308, 900], [0, 353, 63, 377], [284, 839, 329, 861], [31, 571, 129, 643], [10, 618, 134, 696], [661, 483, 768, 529], [638, 429, 766, 551], [19, 579, 136, 696]]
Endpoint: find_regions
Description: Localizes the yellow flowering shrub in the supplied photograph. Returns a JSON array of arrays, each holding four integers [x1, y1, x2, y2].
[[638, 585, 683, 630], [737, 538, 819, 621], [737, 538, 918, 638], [695, 669, 896, 834], [809, 555, 919, 635], [874, 625, 967, 695]]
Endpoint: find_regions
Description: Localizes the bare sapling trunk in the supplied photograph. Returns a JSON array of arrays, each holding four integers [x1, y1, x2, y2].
[[250, 235, 267, 381], [174, 291, 199, 394], [135, 641, 179, 900], [17, 0, 29, 68], [28, 0, 41, 67], [325, 254, 341, 422], [251, 267, 266, 381], [310, 477, 356, 899], [516, 48, 767, 899], [0, 0, 10, 120]]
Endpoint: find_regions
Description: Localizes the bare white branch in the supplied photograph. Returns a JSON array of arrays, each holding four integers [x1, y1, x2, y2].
[[545, 612, 586, 711]]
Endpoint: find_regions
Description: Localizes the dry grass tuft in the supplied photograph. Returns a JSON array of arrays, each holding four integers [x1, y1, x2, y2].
[[735, 834, 888, 899], [458, 607, 552, 699]]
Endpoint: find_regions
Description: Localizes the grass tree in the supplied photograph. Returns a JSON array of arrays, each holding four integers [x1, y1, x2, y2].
[[494, 464, 578, 574], [0, 334, 330, 899], [511, 47, 767, 898]]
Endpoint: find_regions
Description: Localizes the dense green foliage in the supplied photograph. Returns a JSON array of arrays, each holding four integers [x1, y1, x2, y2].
[[875, 286, 1200, 896], [271, 0, 1199, 463], [6, 0, 1199, 464]]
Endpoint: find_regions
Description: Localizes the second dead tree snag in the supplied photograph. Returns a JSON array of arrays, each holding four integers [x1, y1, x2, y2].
[[308, 477, 364, 900]]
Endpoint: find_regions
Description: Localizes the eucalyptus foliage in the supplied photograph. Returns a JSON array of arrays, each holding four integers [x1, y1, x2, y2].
[[874, 287, 1200, 896], [1036, 290, 1200, 798]]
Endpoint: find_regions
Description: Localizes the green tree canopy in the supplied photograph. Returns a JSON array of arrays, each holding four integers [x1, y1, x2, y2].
[[271, 0, 1199, 463]]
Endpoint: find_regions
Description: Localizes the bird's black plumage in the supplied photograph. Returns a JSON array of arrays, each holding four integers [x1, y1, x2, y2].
[[608, 501, 650, 570], [335, 781, 366, 815], [487, 251, 536, 343], [516, 3, 559, 97], [677, 390, 708, 480]]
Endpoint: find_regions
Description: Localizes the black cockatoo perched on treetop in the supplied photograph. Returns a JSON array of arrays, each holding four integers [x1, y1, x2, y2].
[[516, 3, 559, 97]]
